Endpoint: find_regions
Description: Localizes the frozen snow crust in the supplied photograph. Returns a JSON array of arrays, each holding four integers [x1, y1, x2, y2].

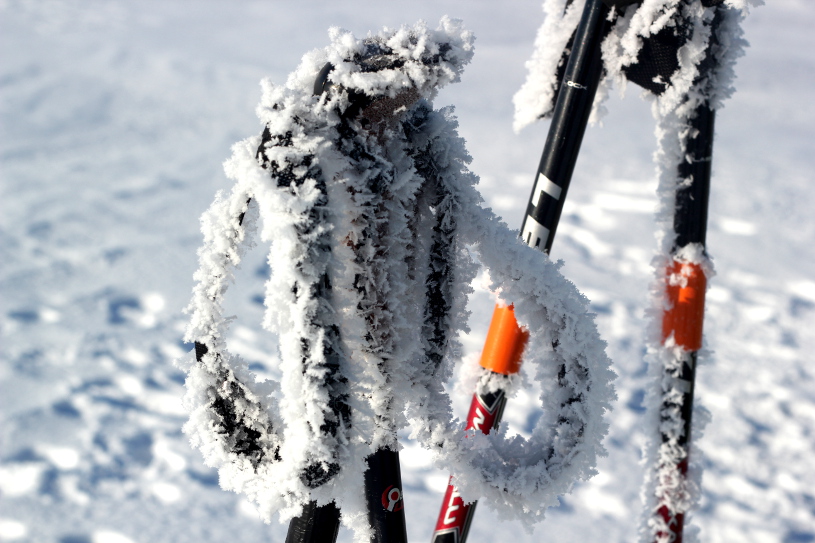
[[183, 19, 614, 540]]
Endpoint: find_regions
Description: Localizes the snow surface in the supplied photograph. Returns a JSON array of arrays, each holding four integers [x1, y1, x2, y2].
[[1, 1, 814, 542]]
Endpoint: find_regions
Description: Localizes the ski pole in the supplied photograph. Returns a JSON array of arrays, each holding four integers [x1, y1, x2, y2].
[[431, 1, 613, 540], [653, 103, 712, 543], [652, 55, 716, 543], [645, 4, 729, 539], [432, 305, 527, 543], [284, 64, 411, 543], [287, 453, 407, 543], [188, 21, 613, 543], [286, 502, 342, 543]]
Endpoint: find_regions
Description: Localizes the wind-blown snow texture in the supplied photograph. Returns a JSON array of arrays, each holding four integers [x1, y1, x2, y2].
[[2, 1, 814, 543]]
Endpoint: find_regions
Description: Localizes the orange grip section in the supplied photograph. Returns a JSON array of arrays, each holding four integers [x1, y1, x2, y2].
[[479, 304, 529, 375], [662, 261, 707, 351]]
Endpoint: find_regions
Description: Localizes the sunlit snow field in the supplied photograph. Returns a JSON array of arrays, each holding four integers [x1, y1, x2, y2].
[[1, 1, 814, 542]]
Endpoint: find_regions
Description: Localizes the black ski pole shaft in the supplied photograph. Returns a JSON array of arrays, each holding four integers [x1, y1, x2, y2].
[[651, 5, 726, 539], [431, 1, 611, 541], [673, 106, 714, 251], [521, 0, 611, 253], [653, 102, 714, 543], [286, 502, 342, 543], [653, 85, 716, 543], [286, 448, 409, 543], [364, 447, 409, 543]]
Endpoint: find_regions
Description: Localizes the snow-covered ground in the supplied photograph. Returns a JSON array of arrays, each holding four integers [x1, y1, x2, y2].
[[1, 1, 813, 542]]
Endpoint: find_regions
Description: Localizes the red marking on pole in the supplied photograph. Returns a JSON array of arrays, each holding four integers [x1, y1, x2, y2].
[[434, 481, 468, 535], [381, 485, 403, 512], [655, 459, 689, 543], [465, 392, 501, 433]]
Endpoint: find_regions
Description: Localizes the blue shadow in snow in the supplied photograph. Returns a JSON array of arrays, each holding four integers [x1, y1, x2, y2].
[[8, 309, 39, 323], [742, 415, 773, 447], [123, 432, 154, 466], [255, 262, 271, 278], [60, 535, 92, 543], [784, 531, 815, 543], [248, 362, 268, 372], [27, 221, 52, 240], [5, 448, 43, 463], [589, 302, 612, 315], [107, 296, 141, 324], [790, 296, 814, 318], [626, 389, 646, 414], [103, 247, 128, 264], [187, 468, 219, 487], [39, 466, 61, 496], [549, 497, 574, 514], [524, 410, 543, 433], [12, 349, 46, 376], [53, 400, 82, 418]]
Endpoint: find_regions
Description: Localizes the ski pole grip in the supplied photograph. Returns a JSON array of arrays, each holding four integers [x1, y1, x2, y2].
[[478, 305, 529, 375], [662, 261, 706, 351]]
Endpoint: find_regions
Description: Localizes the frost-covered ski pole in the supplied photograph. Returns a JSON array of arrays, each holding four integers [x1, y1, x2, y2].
[[635, 3, 748, 542], [182, 18, 613, 543], [649, 96, 713, 543], [643, 53, 719, 543], [283, 61, 411, 543], [508, 0, 753, 541], [431, 1, 620, 541], [181, 22, 478, 543]]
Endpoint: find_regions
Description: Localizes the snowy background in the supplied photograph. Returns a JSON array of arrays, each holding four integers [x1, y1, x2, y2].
[[1, 1, 814, 542]]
